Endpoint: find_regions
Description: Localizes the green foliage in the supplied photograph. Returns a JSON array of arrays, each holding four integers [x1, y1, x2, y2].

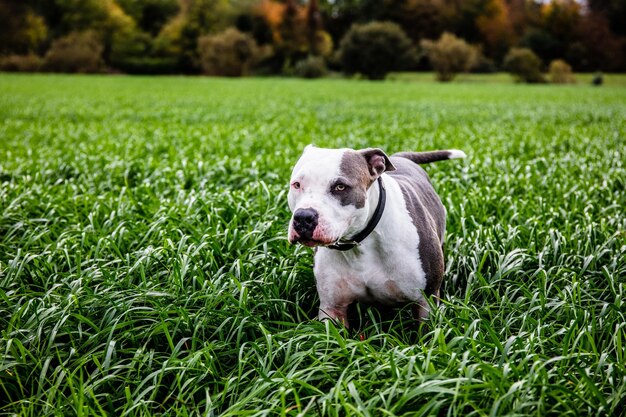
[[0, 74, 625, 416], [0, 3, 48, 54], [471, 53, 497, 73], [503, 47, 546, 83], [186, 0, 234, 34], [151, 0, 235, 73], [42, 30, 104, 73], [197, 28, 259, 76], [519, 28, 562, 65], [294, 55, 328, 78], [311, 30, 334, 57], [47, 0, 134, 40], [338, 21, 416, 80], [549, 59, 575, 84], [421, 32, 478, 82], [51, 0, 110, 33], [116, 0, 179, 35], [109, 29, 178, 74]]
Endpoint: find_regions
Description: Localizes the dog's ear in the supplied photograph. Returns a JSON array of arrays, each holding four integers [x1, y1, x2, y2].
[[359, 148, 396, 178]]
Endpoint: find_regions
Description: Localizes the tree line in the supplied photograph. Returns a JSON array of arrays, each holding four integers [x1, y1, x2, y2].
[[0, 0, 624, 77]]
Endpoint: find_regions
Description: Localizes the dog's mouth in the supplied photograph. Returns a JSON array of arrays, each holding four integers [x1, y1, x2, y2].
[[289, 217, 340, 247], [289, 231, 336, 247], [291, 236, 333, 247], [298, 239, 324, 247]]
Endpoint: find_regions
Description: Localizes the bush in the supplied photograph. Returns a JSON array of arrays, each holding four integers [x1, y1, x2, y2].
[[338, 21, 416, 80], [503, 47, 545, 83], [0, 54, 42, 72], [420, 32, 478, 82], [592, 72, 603, 86], [110, 30, 178, 74], [311, 30, 333, 57], [294, 55, 327, 78], [549, 59, 575, 84], [471, 54, 497, 74], [43, 31, 104, 73], [197, 28, 259, 77]]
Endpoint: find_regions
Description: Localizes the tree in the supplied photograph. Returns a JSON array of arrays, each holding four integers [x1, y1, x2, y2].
[[0, 2, 47, 54], [421, 32, 478, 82], [116, 0, 179, 36], [520, 28, 562, 65], [475, 0, 514, 61], [586, 0, 626, 37], [577, 11, 625, 71], [155, 0, 234, 72], [338, 21, 416, 80]]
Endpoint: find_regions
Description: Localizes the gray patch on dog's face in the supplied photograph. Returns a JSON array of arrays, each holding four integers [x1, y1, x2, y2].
[[333, 151, 373, 208]]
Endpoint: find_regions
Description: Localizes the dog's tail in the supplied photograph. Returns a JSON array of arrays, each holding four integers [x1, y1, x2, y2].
[[392, 150, 466, 164]]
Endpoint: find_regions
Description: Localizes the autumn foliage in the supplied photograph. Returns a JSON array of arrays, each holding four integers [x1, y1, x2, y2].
[[1, 0, 625, 76]]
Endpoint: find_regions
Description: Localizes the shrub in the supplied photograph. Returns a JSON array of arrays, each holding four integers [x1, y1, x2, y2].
[[420, 32, 478, 82], [338, 21, 416, 80], [592, 72, 603, 86], [197, 28, 259, 77], [294, 55, 327, 78], [549, 59, 575, 84], [110, 30, 178, 74], [43, 31, 104, 73], [311, 30, 333, 57], [503, 47, 545, 83], [0, 54, 42, 72], [471, 54, 497, 74]]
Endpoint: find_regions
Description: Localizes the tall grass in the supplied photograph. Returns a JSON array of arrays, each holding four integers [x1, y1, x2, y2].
[[0, 74, 624, 416]]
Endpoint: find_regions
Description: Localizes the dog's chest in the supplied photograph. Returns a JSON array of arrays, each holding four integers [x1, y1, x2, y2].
[[315, 229, 427, 305]]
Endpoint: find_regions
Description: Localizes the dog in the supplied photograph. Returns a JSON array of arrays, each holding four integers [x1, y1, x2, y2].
[[287, 145, 466, 326]]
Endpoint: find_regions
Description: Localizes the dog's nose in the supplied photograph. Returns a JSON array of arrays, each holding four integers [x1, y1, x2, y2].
[[293, 208, 319, 237]]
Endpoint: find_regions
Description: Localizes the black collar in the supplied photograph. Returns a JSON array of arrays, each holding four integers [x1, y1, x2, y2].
[[327, 177, 386, 251]]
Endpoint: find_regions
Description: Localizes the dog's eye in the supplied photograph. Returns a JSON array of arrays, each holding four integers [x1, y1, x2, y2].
[[292, 182, 301, 190], [334, 184, 346, 192]]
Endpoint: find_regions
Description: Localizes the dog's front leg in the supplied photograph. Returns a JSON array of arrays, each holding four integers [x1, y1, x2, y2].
[[316, 276, 353, 327], [314, 252, 356, 327], [318, 305, 350, 327]]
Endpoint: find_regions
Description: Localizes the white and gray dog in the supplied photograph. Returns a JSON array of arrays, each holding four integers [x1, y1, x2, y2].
[[288, 145, 465, 326]]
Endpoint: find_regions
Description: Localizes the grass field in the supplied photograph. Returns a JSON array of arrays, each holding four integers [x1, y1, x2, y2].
[[1, 74, 625, 416]]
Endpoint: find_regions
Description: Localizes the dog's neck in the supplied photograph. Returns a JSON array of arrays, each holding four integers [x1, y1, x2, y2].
[[327, 176, 386, 251]]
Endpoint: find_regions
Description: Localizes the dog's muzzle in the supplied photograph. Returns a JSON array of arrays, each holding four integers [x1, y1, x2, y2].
[[292, 208, 319, 240]]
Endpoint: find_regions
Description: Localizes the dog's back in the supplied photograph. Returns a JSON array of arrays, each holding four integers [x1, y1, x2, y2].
[[386, 150, 464, 296]]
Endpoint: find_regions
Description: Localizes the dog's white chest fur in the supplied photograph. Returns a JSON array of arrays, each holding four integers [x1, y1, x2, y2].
[[313, 176, 426, 316]]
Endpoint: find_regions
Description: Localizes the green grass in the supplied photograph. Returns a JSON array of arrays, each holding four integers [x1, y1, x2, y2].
[[0, 73, 625, 416]]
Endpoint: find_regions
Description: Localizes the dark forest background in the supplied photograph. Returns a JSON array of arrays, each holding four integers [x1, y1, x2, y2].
[[1, 0, 624, 76]]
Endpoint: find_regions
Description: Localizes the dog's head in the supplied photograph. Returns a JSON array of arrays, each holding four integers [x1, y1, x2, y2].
[[287, 145, 395, 247]]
